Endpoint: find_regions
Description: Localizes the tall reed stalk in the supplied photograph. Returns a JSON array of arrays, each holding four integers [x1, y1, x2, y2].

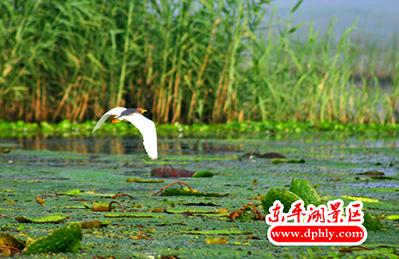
[[0, 0, 397, 124]]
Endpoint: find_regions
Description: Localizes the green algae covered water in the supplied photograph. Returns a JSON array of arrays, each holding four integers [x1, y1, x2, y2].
[[0, 135, 398, 257]]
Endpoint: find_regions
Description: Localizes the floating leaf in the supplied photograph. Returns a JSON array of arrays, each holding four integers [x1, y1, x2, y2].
[[0, 233, 25, 256], [357, 171, 394, 180], [92, 201, 111, 212], [80, 220, 109, 229], [228, 202, 264, 221], [91, 201, 124, 212], [15, 214, 68, 224], [205, 237, 228, 245], [104, 212, 164, 218], [161, 187, 227, 197], [185, 229, 251, 235], [289, 178, 321, 206], [386, 215, 399, 221], [25, 223, 82, 254], [57, 189, 81, 196], [339, 246, 371, 253], [127, 178, 164, 183], [272, 158, 305, 164], [1, 148, 11, 154], [154, 181, 228, 197], [193, 171, 214, 178], [357, 171, 385, 177], [342, 195, 379, 203], [35, 196, 45, 206], [165, 208, 227, 217], [240, 152, 285, 160], [130, 229, 153, 240]]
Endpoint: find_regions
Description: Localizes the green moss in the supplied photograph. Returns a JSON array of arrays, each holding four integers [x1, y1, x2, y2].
[[289, 178, 321, 206], [261, 188, 302, 213], [15, 214, 69, 224], [25, 223, 82, 254], [363, 212, 383, 231]]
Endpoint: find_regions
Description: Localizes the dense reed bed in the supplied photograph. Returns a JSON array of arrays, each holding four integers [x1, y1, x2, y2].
[[0, 0, 398, 124]]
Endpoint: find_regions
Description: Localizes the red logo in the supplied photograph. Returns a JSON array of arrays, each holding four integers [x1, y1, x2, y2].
[[266, 199, 367, 246]]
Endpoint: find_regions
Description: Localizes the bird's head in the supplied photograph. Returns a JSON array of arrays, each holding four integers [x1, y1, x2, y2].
[[136, 107, 147, 114]]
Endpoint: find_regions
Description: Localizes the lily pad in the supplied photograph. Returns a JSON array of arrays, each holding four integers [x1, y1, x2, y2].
[[127, 178, 165, 183], [385, 215, 399, 221], [228, 202, 264, 221], [205, 237, 228, 244], [185, 229, 252, 235], [81, 220, 109, 229], [56, 189, 81, 196], [161, 187, 228, 197], [241, 152, 285, 159], [193, 171, 214, 178], [104, 212, 164, 218], [341, 195, 380, 204], [15, 214, 69, 224]]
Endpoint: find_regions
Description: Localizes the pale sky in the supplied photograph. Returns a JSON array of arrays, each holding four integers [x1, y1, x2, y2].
[[268, 0, 399, 43]]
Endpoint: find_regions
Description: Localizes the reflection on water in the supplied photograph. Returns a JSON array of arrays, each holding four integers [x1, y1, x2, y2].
[[0, 136, 244, 155]]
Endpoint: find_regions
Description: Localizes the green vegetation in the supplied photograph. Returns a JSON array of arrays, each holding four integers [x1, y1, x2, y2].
[[25, 223, 82, 254], [289, 178, 321, 206], [261, 188, 302, 213], [0, 0, 398, 124], [1, 139, 398, 257], [0, 120, 398, 138]]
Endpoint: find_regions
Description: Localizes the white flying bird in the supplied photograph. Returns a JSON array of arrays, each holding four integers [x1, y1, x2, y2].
[[92, 107, 158, 160]]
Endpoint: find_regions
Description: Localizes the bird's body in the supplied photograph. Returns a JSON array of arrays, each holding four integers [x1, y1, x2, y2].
[[92, 107, 158, 160]]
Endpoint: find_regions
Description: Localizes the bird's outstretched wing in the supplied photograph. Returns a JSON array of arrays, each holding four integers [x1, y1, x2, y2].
[[92, 107, 127, 133], [123, 113, 158, 160]]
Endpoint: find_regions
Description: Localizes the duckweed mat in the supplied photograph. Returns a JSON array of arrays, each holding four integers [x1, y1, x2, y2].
[[0, 137, 398, 258]]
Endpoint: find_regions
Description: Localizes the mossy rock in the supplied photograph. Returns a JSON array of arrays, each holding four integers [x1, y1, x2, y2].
[[261, 188, 302, 213], [363, 212, 383, 231], [25, 223, 82, 254], [289, 178, 321, 206]]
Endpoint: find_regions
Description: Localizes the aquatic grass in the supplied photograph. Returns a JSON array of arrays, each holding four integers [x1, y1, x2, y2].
[[0, 0, 397, 124], [0, 120, 398, 139]]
